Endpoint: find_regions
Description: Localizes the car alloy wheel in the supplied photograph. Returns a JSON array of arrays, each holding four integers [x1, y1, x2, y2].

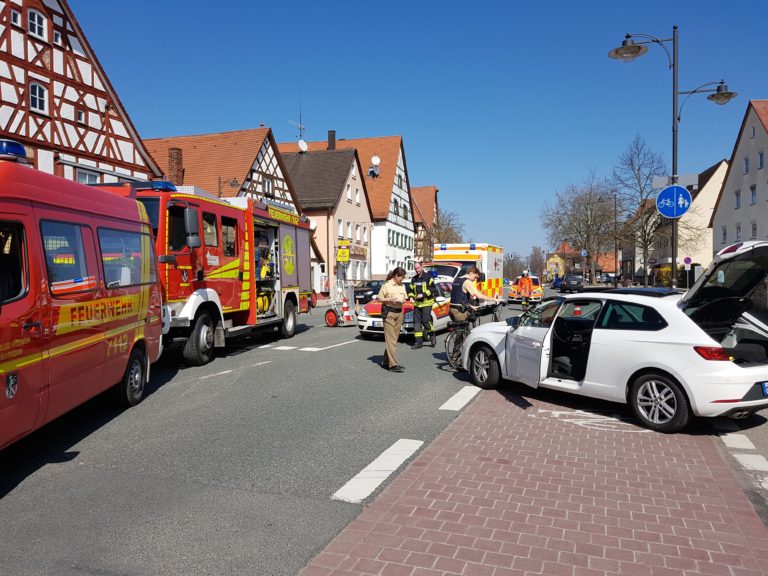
[[470, 346, 500, 389], [629, 372, 690, 433]]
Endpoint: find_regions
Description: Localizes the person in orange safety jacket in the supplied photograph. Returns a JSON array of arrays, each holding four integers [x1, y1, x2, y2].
[[518, 270, 533, 311]]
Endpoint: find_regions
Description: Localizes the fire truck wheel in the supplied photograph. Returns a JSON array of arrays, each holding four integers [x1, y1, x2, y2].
[[184, 311, 215, 366], [325, 309, 338, 327], [281, 300, 297, 338], [114, 348, 146, 407], [310, 290, 318, 308]]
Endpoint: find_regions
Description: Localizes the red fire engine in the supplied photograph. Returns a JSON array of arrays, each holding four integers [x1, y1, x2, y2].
[[104, 182, 313, 365]]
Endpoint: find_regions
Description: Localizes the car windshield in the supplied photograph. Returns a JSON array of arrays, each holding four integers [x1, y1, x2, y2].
[[425, 264, 461, 279], [518, 298, 562, 327]]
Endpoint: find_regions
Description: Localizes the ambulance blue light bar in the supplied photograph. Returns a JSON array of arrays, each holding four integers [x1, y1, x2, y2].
[[0, 139, 27, 160]]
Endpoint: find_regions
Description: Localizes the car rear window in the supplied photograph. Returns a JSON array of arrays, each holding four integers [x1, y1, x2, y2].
[[598, 301, 667, 331]]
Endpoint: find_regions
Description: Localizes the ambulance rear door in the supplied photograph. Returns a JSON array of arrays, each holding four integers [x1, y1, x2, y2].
[[0, 208, 49, 448]]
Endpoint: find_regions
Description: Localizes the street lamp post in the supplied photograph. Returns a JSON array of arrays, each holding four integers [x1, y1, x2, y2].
[[609, 25, 736, 288]]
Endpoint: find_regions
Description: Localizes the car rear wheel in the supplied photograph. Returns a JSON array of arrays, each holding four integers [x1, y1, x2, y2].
[[470, 346, 500, 389], [629, 372, 691, 433]]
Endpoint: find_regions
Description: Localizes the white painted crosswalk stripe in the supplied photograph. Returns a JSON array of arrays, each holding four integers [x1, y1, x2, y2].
[[332, 439, 423, 504], [720, 433, 756, 450], [439, 386, 481, 411], [732, 454, 768, 472]]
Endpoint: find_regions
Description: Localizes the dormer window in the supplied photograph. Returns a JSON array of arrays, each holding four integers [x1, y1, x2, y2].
[[29, 83, 48, 114], [28, 10, 47, 41]]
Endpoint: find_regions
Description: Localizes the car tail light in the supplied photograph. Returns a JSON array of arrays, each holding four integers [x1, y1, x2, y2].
[[694, 346, 732, 361]]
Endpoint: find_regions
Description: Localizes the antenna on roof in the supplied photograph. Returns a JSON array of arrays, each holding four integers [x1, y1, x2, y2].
[[288, 83, 306, 140]]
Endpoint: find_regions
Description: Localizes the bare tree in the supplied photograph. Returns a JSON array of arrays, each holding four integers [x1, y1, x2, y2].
[[504, 252, 526, 280], [432, 208, 465, 244], [528, 246, 546, 278], [612, 135, 667, 286], [540, 171, 616, 284]]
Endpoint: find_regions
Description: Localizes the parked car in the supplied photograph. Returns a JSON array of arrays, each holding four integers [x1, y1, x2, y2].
[[560, 274, 584, 293], [460, 240, 768, 433], [357, 281, 452, 338], [353, 280, 385, 305]]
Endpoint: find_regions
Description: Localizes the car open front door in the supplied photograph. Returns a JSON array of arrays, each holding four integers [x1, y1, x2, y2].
[[506, 299, 562, 388]]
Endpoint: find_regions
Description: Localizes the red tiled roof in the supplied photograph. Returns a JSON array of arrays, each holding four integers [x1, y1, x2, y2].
[[278, 135, 405, 221], [754, 100, 768, 132], [144, 128, 271, 197], [410, 186, 438, 226]]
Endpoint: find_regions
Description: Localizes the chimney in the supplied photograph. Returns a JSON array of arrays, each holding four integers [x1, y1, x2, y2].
[[327, 130, 336, 150], [168, 147, 184, 185]]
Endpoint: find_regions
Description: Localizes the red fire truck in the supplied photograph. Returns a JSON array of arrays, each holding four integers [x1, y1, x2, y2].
[[121, 182, 312, 365]]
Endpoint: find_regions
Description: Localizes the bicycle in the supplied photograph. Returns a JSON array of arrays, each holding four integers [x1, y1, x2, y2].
[[444, 301, 504, 370]]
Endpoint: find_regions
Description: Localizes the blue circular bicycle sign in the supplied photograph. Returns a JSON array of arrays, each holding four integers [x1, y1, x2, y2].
[[656, 185, 692, 219]]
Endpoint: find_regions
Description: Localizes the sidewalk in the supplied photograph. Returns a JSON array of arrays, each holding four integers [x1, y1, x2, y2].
[[300, 389, 768, 576]]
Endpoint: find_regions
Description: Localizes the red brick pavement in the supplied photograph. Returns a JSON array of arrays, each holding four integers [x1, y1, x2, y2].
[[300, 390, 768, 576]]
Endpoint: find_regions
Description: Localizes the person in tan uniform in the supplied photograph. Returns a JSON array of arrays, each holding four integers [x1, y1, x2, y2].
[[377, 267, 407, 372]]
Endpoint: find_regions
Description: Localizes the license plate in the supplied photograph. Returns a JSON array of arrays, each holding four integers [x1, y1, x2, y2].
[[372, 320, 382, 328], [762, 382, 768, 397]]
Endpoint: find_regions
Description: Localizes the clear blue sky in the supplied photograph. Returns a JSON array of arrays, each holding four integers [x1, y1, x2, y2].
[[71, 0, 768, 257]]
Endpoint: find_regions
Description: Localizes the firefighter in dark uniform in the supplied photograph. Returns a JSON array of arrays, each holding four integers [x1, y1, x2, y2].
[[408, 261, 437, 349]]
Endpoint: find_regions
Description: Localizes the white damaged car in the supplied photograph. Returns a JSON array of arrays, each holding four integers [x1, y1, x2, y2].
[[460, 241, 768, 433]]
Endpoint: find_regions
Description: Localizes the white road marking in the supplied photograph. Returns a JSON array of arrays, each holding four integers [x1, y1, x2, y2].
[[314, 340, 359, 351], [720, 433, 756, 450], [258, 344, 274, 349], [439, 386, 481, 411], [273, 346, 297, 350], [299, 347, 321, 352], [733, 454, 768, 472], [332, 439, 423, 504], [199, 370, 233, 379], [247, 361, 272, 369]]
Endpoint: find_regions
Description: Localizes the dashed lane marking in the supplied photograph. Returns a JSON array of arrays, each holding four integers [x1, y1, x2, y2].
[[732, 454, 768, 472], [720, 433, 756, 450], [439, 386, 481, 411], [199, 369, 233, 380], [302, 340, 359, 352], [332, 439, 424, 504], [273, 346, 297, 350]]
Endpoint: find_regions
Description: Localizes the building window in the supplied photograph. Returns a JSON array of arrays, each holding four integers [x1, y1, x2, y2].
[[363, 226, 367, 244], [744, 157, 750, 174], [397, 174, 403, 189], [393, 200, 399, 216], [29, 83, 48, 114], [76, 168, 99, 185], [721, 226, 727, 243], [388, 230, 392, 245], [346, 184, 351, 202], [355, 224, 361, 242], [77, 109, 85, 124], [263, 177, 273, 197], [355, 188, 360, 205], [736, 223, 742, 241], [752, 221, 758, 239], [752, 185, 758, 205], [11, 10, 21, 26], [760, 151, 765, 170], [402, 205, 408, 221], [28, 10, 47, 41], [735, 189, 741, 209], [752, 126, 756, 139], [346, 221, 351, 239], [350, 162, 356, 178], [337, 218, 343, 238], [53, 30, 62, 45]]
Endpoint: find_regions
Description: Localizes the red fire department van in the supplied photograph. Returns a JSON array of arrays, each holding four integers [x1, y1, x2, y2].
[[121, 182, 312, 366], [0, 140, 165, 450]]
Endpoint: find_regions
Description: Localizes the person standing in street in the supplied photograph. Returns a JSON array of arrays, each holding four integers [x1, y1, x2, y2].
[[377, 267, 407, 372], [450, 266, 501, 321], [408, 261, 437, 349], [518, 270, 533, 312]]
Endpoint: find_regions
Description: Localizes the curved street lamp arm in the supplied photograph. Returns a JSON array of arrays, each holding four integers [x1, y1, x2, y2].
[[677, 80, 724, 121], [624, 33, 674, 68]]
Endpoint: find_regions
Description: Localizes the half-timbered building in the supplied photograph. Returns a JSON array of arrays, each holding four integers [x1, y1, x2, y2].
[[285, 131, 415, 279], [0, 0, 160, 181], [145, 128, 300, 213], [411, 185, 439, 263]]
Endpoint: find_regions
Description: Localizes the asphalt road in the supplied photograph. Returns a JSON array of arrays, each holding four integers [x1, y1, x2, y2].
[[3, 291, 768, 576]]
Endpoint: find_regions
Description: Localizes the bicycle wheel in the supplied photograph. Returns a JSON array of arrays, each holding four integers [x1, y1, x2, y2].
[[445, 331, 464, 370]]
